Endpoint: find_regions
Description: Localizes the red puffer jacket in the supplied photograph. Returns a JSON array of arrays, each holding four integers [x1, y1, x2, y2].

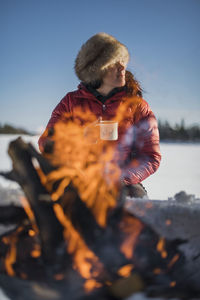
[[38, 83, 161, 184]]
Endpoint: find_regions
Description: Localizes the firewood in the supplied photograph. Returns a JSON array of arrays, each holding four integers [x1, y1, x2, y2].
[[2, 138, 65, 266], [0, 206, 26, 225]]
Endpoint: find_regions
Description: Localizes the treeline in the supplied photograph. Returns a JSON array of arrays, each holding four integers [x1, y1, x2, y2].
[[0, 123, 32, 135], [158, 120, 200, 142], [1, 121, 200, 142]]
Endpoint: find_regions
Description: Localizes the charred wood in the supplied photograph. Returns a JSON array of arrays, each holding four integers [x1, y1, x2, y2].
[[1, 138, 65, 267], [0, 206, 26, 225]]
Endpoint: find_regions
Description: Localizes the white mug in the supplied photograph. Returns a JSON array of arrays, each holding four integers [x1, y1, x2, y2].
[[97, 120, 118, 141]]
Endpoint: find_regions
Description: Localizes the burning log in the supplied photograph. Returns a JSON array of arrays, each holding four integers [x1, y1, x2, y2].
[[0, 136, 200, 299], [1, 138, 67, 269]]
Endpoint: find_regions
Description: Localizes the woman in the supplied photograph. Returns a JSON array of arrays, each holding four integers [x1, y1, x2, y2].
[[38, 33, 161, 198]]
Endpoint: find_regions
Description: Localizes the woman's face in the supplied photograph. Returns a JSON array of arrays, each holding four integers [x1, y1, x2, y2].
[[102, 61, 127, 89]]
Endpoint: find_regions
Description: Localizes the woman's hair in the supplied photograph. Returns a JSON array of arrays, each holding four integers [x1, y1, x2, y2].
[[125, 70, 143, 97], [88, 79, 103, 89]]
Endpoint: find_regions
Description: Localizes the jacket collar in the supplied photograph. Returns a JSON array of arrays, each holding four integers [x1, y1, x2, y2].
[[77, 82, 127, 103]]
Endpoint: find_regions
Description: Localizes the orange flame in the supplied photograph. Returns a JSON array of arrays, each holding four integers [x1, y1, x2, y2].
[[168, 254, 180, 269], [119, 214, 143, 259], [157, 237, 168, 259], [153, 268, 162, 275], [36, 98, 145, 289], [31, 243, 41, 258], [84, 279, 102, 292], [53, 203, 104, 288], [50, 120, 120, 227], [4, 236, 17, 276], [41, 97, 143, 227], [117, 264, 134, 277], [28, 229, 36, 237], [3, 226, 23, 276], [170, 281, 176, 287], [20, 196, 38, 234]]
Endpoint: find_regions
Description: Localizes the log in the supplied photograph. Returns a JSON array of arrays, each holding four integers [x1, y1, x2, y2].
[[0, 138, 66, 267], [0, 206, 26, 225]]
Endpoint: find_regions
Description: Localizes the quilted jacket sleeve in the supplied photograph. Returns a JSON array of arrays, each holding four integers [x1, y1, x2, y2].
[[120, 101, 161, 184], [38, 94, 71, 152]]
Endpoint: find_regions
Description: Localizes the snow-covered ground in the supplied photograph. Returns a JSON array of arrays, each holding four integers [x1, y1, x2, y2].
[[0, 134, 200, 200], [144, 142, 200, 200]]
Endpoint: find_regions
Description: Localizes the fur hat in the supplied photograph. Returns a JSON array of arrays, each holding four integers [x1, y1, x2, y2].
[[74, 32, 129, 83]]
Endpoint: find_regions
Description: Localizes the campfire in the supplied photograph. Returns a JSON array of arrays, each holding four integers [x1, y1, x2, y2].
[[0, 101, 200, 299]]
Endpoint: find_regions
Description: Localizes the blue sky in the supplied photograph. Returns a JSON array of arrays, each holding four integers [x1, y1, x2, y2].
[[1, 0, 200, 133]]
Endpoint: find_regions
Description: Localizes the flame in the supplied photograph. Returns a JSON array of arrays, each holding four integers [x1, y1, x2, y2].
[[52, 129, 119, 226], [40, 112, 122, 227], [51, 177, 71, 201], [119, 214, 143, 259], [4, 235, 17, 276], [28, 229, 36, 237], [20, 196, 38, 234], [53, 203, 104, 288], [168, 254, 180, 269], [20, 197, 41, 260], [36, 166, 48, 187], [156, 238, 168, 259], [170, 281, 176, 287], [3, 226, 23, 276], [35, 98, 145, 288], [153, 268, 162, 275], [40, 97, 143, 227], [117, 264, 134, 277], [31, 243, 41, 258], [84, 279, 102, 292]]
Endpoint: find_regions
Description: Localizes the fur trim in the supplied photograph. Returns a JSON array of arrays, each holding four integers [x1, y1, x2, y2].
[[74, 33, 129, 83]]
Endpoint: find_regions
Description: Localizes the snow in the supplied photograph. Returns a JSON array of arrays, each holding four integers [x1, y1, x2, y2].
[[0, 135, 200, 200], [143, 142, 200, 200], [0, 289, 10, 300]]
